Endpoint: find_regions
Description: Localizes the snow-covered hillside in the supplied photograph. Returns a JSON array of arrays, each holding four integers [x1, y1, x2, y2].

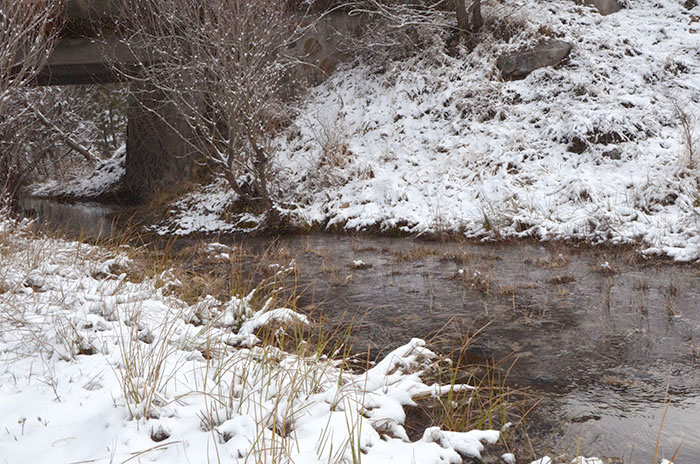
[[165, 0, 700, 260]]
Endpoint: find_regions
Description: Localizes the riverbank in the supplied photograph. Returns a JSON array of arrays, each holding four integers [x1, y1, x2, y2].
[[0, 211, 534, 464], [27, 0, 700, 264], [4, 202, 697, 462], [144, 0, 700, 264]]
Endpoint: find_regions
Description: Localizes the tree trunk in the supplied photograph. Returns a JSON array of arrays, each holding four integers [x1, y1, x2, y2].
[[468, 0, 482, 33], [455, 0, 469, 34], [455, 0, 482, 38]]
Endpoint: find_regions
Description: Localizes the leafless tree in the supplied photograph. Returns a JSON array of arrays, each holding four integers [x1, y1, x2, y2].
[[108, 0, 482, 217], [111, 0, 315, 216], [0, 0, 62, 208]]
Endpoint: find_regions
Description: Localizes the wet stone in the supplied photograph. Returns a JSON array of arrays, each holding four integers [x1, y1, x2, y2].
[[150, 424, 171, 442]]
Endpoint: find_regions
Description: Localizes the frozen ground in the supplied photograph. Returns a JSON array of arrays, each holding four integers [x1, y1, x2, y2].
[[159, 0, 700, 261], [0, 213, 521, 464]]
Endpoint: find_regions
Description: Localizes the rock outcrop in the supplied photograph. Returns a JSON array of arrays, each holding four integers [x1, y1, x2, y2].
[[583, 0, 621, 16], [496, 40, 573, 80]]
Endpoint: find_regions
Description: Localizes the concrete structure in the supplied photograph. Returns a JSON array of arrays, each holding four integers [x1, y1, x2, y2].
[[36, 38, 135, 86], [37, 35, 190, 201], [35, 1, 188, 200], [63, 0, 119, 37]]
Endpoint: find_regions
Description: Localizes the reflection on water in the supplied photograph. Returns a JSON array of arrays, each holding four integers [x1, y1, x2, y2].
[[18, 197, 700, 462], [238, 237, 700, 463], [562, 381, 700, 462], [18, 196, 125, 239]]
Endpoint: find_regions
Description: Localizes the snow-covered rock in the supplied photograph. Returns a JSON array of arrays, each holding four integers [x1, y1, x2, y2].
[[497, 39, 573, 80]]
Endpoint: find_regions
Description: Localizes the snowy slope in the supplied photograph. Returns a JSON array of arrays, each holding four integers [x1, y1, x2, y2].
[[31, 145, 126, 200], [273, 0, 700, 256], [167, 0, 700, 260]]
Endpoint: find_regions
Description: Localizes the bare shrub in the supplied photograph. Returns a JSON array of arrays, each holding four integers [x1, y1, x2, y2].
[[300, 100, 353, 187], [669, 96, 698, 171], [340, 0, 454, 61], [0, 83, 127, 205], [0, 0, 62, 207], [111, 0, 319, 218], [480, 1, 531, 45]]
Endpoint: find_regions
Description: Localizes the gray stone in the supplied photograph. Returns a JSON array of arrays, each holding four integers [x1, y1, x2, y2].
[[602, 148, 622, 160], [582, 0, 621, 16], [497, 40, 573, 81]]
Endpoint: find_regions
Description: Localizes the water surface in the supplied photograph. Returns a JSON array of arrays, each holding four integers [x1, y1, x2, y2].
[[21, 197, 700, 462]]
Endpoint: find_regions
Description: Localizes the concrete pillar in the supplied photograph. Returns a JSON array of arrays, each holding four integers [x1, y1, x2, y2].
[[125, 81, 197, 201], [64, 0, 119, 37]]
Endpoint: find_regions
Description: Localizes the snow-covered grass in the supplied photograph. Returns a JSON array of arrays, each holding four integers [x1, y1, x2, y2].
[[0, 212, 524, 464], [160, 0, 700, 262]]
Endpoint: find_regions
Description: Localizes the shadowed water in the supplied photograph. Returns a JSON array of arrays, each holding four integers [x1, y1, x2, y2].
[[20, 197, 700, 463], [18, 196, 124, 239]]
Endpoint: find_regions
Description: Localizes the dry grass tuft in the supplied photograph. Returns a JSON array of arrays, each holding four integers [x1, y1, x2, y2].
[[449, 267, 492, 295], [405, 324, 539, 460]]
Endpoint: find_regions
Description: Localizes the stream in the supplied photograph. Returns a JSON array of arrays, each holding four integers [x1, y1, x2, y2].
[[18, 197, 700, 463]]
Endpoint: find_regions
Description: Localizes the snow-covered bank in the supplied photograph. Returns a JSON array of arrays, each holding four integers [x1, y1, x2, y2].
[[0, 214, 513, 464], [30, 145, 126, 200], [162, 0, 700, 261]]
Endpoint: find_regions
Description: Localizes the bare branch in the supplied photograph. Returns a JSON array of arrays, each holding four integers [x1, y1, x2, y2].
[[110, 0, 308, 211], [0, 0, 61, 207], [30, 105, 100, 164]]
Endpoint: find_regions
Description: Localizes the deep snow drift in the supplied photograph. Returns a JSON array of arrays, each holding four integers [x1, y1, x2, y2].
[[161, 0, 700, 261]]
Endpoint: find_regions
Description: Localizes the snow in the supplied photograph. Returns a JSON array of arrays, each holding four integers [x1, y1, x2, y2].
[[31, 145, 126, 200], [0, 213, 516, 464], [159, 178, 244, 235], [532, 458, 554, 464], [159, 0, 700, 262], [570, 458, 605, 464]]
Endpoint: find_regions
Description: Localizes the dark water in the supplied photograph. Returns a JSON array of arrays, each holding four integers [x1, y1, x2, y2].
[[20, 197, 700, 462], [18, 196, 126, 239], [267, 235, 700, 462]]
